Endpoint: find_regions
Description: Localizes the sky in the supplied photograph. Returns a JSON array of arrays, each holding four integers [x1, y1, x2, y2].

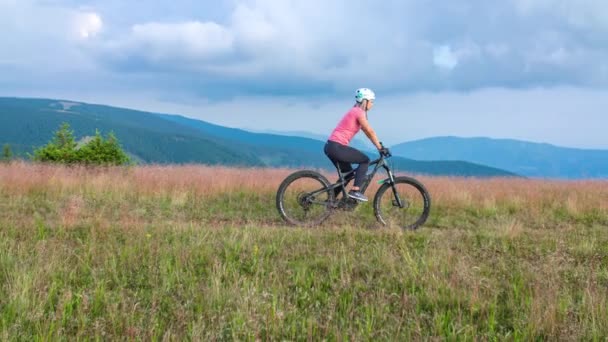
[[1, 0, 607, 148]]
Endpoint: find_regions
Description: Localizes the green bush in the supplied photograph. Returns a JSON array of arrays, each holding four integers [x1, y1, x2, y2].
[[1, 144, 12, 162], [76, 130, 130, 165], [32, 123, 130, 165]]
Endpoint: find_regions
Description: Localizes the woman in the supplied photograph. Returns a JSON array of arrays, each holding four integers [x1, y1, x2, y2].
[[324, 88, 389, 202]]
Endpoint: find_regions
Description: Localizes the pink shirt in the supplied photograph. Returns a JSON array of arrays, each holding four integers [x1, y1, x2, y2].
[[328, 107, 365, 145]]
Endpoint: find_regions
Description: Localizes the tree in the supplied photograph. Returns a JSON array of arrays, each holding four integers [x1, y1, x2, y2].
[[32, 123, 130, 165], [77, 130, 130, 165], [32, 123, 78, 163], [2, 144, 12, 162]]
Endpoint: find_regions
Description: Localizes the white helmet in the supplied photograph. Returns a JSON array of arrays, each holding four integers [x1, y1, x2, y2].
[[355, 88, 375, 103]]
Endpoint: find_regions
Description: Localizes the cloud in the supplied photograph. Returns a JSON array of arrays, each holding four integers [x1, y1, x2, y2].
[[113, 21, 234, 65], [433, 45, 458, 70], [0, 1, 102, 71], [3, 0, 608, 102], [83, 1, 428, 96], [72, 12, 103, 39], [73, 0, 607, 99]]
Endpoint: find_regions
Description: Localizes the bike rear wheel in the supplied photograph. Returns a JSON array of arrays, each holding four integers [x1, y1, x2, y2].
[[373, 176, 431, 230], [276, 170, 334, 226]]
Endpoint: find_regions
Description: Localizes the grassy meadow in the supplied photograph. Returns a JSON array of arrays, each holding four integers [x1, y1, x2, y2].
[[0, 162, 607, 340]]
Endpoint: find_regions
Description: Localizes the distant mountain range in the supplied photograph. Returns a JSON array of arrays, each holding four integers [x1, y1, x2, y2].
[[249, 129, 374, 151], [158, 113, 516, 177], [391, 137, 608, 179], [255, 130, 608, 179], [0, 97, 517, 177]]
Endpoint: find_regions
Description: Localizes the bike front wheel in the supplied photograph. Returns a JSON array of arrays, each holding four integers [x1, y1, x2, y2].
[[276, 170, 334, 227], [373, 176, 431, 230]]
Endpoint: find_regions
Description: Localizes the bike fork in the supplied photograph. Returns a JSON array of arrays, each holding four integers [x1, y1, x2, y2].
[[391, 185, 405, 208], [387, 170, 405, 208]]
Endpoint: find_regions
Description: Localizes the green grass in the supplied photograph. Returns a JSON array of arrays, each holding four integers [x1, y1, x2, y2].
[[0, 165, 607, 340]]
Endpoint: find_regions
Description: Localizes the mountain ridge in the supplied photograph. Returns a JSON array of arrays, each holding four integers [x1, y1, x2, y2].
[[0, 97, 518, 177], [391, 136, 608, 179]]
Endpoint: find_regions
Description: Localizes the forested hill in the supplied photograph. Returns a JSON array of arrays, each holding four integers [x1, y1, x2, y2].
[[0, 97, 517, 177]]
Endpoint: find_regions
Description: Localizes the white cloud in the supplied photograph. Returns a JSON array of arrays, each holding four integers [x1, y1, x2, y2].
[[433, 45, 459, 70], [129, 21, 234, 60], [86, 1, 431, 95], [231, 4, 277, 50], [72, 12, 103, 39], [432, 42, 482, 70], [0, 2, 100, 69]]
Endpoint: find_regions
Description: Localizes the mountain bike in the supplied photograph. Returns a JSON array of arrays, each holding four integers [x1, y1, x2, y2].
[[276, 146, 431, 229]]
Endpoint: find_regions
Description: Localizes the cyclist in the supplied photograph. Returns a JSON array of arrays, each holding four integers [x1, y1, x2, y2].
[[324, 88, 389, 202]]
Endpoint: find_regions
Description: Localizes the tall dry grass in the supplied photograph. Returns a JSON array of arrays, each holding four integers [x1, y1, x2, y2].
[[1, 161, 605, 228], [2, 161, 606, 206], [0, 161, 289, 196]]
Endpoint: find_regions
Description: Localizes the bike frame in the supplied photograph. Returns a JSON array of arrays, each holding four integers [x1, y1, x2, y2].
[[307, 154, 404, 208]]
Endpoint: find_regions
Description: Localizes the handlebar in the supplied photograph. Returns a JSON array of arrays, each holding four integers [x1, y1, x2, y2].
[[378, 141, 391, 157]]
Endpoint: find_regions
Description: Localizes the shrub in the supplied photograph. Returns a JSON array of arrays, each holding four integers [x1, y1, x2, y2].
[[1, 144, 12, 162], [32, 123, 130, 165]]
